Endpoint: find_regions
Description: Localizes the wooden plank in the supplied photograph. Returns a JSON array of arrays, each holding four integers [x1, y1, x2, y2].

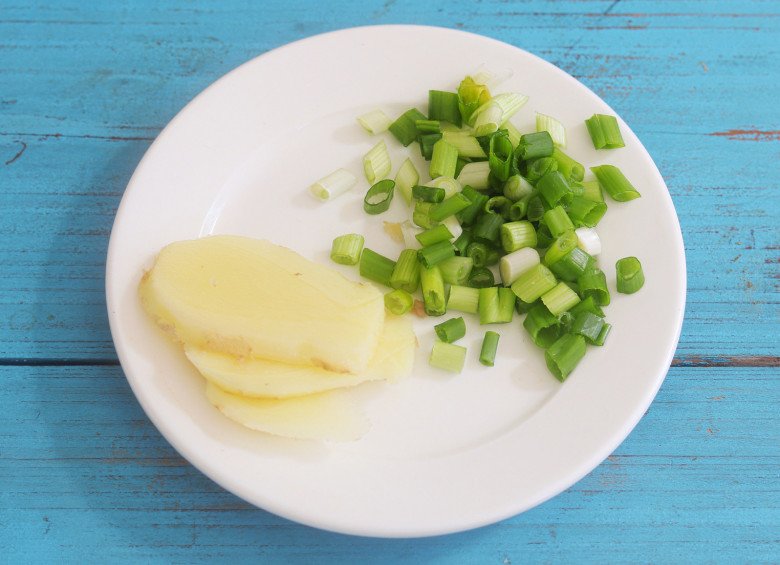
[[1, 364, 777, 561]]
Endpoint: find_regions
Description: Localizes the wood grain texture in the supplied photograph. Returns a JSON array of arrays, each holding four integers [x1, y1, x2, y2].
[[1, 0, 778, 560], [2, 365, 777, 562]]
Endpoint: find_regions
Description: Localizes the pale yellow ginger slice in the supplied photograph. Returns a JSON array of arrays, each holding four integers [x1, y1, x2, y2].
[[205, 382, 369, 441], [185, 313, 416, 398], [139, 235, 385, 374]]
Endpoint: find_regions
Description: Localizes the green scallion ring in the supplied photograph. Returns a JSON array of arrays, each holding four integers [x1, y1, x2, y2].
[[364, 179, 395, 215]]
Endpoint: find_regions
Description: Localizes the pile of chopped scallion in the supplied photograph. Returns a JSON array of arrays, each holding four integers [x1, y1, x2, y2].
[[311, 71, 645, 381]]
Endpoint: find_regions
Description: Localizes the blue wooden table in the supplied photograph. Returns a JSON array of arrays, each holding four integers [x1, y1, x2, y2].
[[2, 1, 778, 562]]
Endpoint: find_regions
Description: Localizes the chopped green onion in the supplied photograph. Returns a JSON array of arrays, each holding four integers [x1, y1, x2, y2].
[[412, 185, 445, 203], [457, 161, 491, 190], [548, 246, 594, 282], [416, 224, 453, 247], [472, 212, 504, 244], [468, 266, 495, 288], [428, 90, 462, 127], [359, 248, 396, 287], [357, 109, 393, 134], [441, 215, 463, 241], [478, 287, 516, 324], [430, 193, 472, 222], [570, 311, 606, 344], [523, 303, 562, 348], [526, 195, 546, 222], [453, 229, 472, 255], [390, 249, 421, 293], [485, 247, 501, 266], [439, 255, 474, 285], [575, 227, 601, 256], [457, 75, 491, 125], [616, 256, 645, 294], [500, 221, 537, 253], [419, 133, 443, 161], [508, 199, 527, 221], [537, 171, 573, 208], [504, 121, 522, 147], [389, 108, 426, 146], [415, 119, 441, 134], [426, 175, 462, 198], [577, 269, 610, 306], [585, 114, 625, 150], [551, 147, 584, 182], [330, 234, 364, 265], [591, 165, 641, 202], [503, 175, 534, 202], [566, 196, 608, 227], [581, 180, 604, 202], [384, 288, 413, 315], [545, 334, 586, 381], [363, 179, 395, 214], [447, 284, 480, 314], [543, 206, 574, 238], [309, 168, 357, 201], [472, 101, 503, 137], [536, 222, 554, 249], [536, 112, 567, 148], [429, 341, 467, 373], [515, 131, 554, 162], [457, 186, 487, 225], [569, 295, 605, 318], [418, 241, 456, 269], [489, 132, 514, 181], [363, 140, 392, 184], [525, 157, 558, 185], [510, 263, 557, 303], [420, 264, 446, 316], [430, 139, 458, 179], [466, 241, 489, 268], [479, 331, 501, 366], [543, 230, 579, 267], [486, 196, 511, 216], [413, 201, 435, 229], [541, 281, 581, 316], [594, 323, 612, 346], [395, 158, 419, 204], [500, 247, 540, 286], [401, 220, 423, 250], [442, 131, 487, 158], [434, 316, 467, 343]]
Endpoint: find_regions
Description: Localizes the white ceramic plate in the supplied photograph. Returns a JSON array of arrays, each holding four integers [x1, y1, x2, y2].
[[106, 25, 686, 537]]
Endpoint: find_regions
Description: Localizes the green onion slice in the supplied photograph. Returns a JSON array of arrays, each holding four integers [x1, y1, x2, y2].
[[389, 108, 426, 146], [359, 248, 396, 287], [536, 112, 567, 148], [395, 158, 419, 204], [357, 108, 393, 134], [447, 284, 480, 314], [384, 289, 414, 315], [468, 266, 495, 288], [434, 316, 467, 343], [363, 179, 395, 214], [545, 334, 586, 381], [429, 341, 467, 373], [330, 234, 364, 265], [389, 249, 421, 293], [479, 331, 501, 366], [591, 165, 641, 202], [616, 256, 645, 294], [309, 168, 357, 201]]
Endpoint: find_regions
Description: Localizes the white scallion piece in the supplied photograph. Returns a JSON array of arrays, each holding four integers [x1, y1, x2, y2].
[[441, 215, 463, 241], [471, 65, 513, 90], [575, 227, 602, 256], [442, 131, 487, 158], [363, 140, 391, 183], [500, 247, 540, 286], [426, 175, 462, 198], [536, 112, 567, 148], [457, 161, 491, 190], [394, 157, 419, 204], [308, 168, 357, 201], [472, 101, 503, 137], [357, 109, 393, 134], [493, 92, 528, 123], [400, 220, 424, 250]]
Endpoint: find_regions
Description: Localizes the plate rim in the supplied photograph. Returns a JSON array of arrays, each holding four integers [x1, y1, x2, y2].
[[106, 24, 687, 537]]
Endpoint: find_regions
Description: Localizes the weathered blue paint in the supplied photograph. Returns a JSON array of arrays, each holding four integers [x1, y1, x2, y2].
[[1, 0, 778, 561]]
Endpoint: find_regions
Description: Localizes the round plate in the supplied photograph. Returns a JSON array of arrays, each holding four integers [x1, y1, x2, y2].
[[106, 25, 686, 537]]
